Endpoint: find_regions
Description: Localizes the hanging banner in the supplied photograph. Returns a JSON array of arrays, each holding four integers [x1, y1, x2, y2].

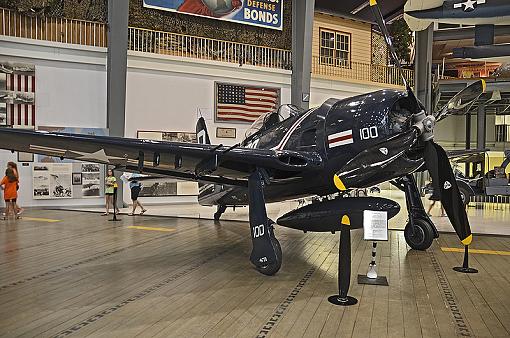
[[143, 0, 283, 30]]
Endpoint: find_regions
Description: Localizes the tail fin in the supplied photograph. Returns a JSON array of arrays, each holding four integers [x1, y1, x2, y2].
[[196, 117, 211, 145], [196, 117, 212, 203]]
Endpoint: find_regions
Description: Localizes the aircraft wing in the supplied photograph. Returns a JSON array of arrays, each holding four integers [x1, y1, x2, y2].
[[0, 128, 323, 186], [446, 149, 487, 162]]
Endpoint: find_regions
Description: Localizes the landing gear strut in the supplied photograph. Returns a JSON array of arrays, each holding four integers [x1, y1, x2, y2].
[[248, 170, 282, 275], [393, 174, 438, 250]]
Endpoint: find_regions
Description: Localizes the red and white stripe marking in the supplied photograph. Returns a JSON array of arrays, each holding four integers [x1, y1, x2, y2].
[[328, 130, 353, 148], [5, 73, 35, 126]]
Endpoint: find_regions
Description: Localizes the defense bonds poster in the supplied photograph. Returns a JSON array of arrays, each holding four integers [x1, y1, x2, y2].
[[143, 0, 283, 30]]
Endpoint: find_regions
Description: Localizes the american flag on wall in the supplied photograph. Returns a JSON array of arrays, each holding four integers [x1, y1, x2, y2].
[[0, 62, 36, 127], [216, 83, 280, 123]]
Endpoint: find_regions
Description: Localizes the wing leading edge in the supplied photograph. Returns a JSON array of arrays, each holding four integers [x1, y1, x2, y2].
[[0, 128, 323, 184]]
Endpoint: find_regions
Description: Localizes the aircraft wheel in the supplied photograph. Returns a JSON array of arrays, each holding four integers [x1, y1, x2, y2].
[[404, 218, 434, 251], [256, 236, 282, 276]]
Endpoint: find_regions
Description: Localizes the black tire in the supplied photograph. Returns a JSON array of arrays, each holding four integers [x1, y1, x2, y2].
[[404, 218, 434, 251], [256, 236, 282, 276]]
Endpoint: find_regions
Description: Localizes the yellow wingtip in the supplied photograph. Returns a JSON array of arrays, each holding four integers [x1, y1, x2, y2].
[[481, 79, 487, 93], [333, 175, 346, 191], [341, 215, 351, 226], [461, 234, 473, 246], [369, 0, 377, 6]]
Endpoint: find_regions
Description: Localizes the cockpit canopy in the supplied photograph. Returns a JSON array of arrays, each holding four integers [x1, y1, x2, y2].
[[244, 104, 304, 139]]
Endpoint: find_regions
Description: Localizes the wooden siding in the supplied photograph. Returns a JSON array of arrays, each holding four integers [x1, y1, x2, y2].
[[312, 12, 372, 65]]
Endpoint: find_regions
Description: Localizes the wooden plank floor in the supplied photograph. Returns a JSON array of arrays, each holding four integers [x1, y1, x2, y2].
[[0, 209, 509, 338]]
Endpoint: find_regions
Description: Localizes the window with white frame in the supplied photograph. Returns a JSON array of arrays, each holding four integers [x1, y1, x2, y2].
[[319, 29, 350, 67], [495, 115, 510, 142]]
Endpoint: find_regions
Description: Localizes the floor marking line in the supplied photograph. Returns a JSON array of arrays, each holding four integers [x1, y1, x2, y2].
[[255, 266, 317, 338], [441, 247, 510, 256], [127, 226, 176, 232], [0, 232, 176, 292], [19, 217, 61, 223], [429, 251, 473, 337], [52, 248, 231, 338]]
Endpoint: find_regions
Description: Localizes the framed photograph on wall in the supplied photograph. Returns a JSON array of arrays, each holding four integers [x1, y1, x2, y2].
[[18, 152, 34, 163], [72, 173, 82, 185], [216, 127, 236, 139]]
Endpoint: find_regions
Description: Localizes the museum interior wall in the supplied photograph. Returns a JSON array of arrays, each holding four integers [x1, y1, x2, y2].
[[0, 37, 107, 208]]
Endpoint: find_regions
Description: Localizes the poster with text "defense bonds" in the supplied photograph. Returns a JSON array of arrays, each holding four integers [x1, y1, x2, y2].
[[143, 0, 283, 30]]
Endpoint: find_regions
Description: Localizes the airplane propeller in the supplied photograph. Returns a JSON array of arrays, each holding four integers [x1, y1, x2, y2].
[[333, 0, 486, 246]]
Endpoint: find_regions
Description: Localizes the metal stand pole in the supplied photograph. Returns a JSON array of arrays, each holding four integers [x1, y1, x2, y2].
[[109, 188, 121, 222], [357, 241, 389, 286], [368, 242, 378, 278], [453, 245, 478, 273], [328, 226, 358, 306]]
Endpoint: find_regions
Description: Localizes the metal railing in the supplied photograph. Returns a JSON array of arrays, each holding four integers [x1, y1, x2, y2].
[[127, 27, 292, 70], [0, 7, 417, 86], [312, 56, 414, 87], [0, 7, 106, 47]]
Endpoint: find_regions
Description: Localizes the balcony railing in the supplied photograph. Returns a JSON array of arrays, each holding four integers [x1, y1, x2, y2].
[[127, 27, 292, 70], [312, 56, 414, 87], [0, 7, 106, 47], [0, 8, 415, 86]]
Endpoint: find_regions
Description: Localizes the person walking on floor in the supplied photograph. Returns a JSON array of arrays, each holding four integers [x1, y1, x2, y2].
[[1, 168, 20, 220], [7, 162, 23, 215], [427, 182, 446, 217], [127, 173, 147, 216]]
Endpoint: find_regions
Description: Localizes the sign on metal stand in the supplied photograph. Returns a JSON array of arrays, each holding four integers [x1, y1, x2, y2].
[[358, 210, 389, 286]]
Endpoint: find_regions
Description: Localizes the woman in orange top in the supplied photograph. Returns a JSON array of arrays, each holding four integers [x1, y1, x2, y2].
[[1, 168, 20, 220], [7, 162, 23, 215]]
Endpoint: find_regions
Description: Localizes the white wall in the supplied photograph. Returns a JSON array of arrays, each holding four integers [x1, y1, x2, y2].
[[0, 37, 107, 207]]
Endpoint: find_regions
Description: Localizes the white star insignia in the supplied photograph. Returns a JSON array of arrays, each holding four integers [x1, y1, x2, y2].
[[66, 149, 124, 164], [444, 181, 452, 190]]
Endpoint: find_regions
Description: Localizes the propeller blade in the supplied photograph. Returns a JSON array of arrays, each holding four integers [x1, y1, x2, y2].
[[334, 129, 418, 190], [424, 141, 472, 245], [435, 80, 486, 122], [369, 0, 409, 89]]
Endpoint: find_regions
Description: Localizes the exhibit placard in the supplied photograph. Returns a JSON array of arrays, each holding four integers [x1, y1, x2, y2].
[[143, 0, 283, 30], [216, 127, 236, 138], [363, 210, 388, 241], [33, 163, 73, 199]]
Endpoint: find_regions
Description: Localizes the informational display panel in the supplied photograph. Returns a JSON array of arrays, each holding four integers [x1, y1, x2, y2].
[[363, 210, 388, 241], [81, 163, 101, 198], [33, 163, 73, 199], [136, 130, 199, 197], [143, 0, 283, 30]]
